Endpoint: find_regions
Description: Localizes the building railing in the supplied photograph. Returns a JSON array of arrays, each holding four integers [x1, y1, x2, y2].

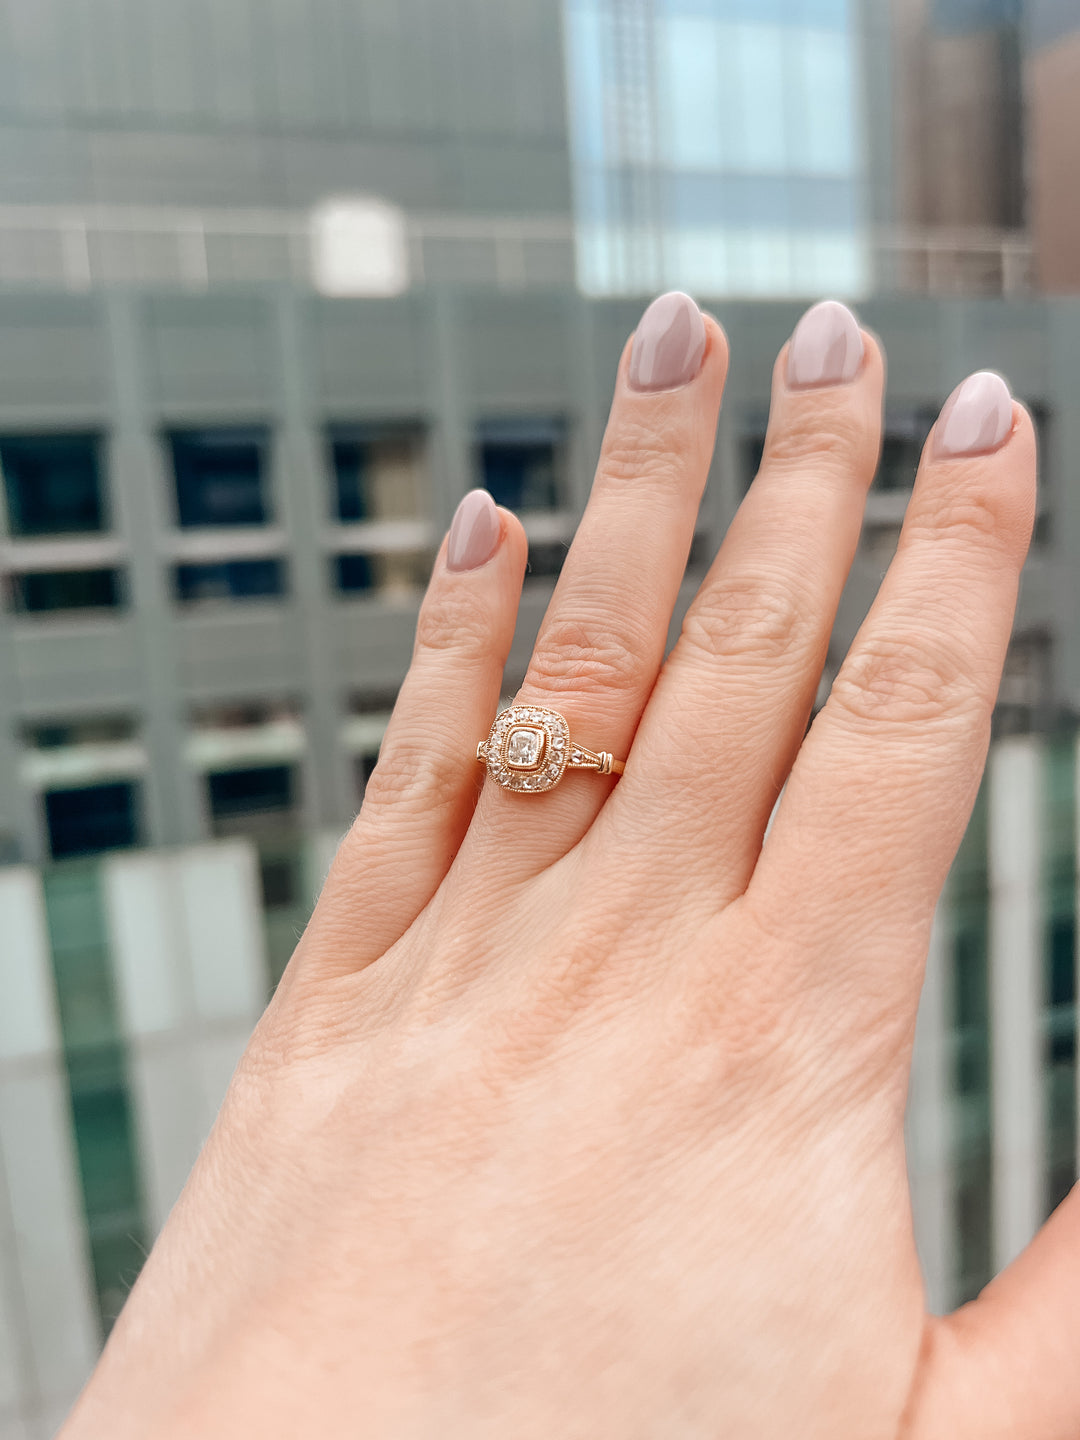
[[0, 203, 1036, 298]]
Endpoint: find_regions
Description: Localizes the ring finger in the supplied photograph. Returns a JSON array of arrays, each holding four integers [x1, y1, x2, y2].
[[463, 291, 728, 874]]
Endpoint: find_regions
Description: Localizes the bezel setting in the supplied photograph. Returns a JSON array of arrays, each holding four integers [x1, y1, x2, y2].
[[483, 706, 570, 793]]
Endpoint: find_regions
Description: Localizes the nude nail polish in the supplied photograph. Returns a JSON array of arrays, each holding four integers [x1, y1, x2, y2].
[[934, 371, 1013, 458], [628, 291, 707, 392], [447, 489, 501, 571], [786, 299, 864, 389]]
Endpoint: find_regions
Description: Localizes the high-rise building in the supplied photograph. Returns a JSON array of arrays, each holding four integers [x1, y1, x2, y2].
[[1026, 0, 1080, 290], [564, 0, 869, 296], [0, 3, 1076, 1435]]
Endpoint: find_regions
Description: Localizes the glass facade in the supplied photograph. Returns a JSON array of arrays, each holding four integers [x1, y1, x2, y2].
[[41, 864, 148, 1335], [564, 0, 868, 296]]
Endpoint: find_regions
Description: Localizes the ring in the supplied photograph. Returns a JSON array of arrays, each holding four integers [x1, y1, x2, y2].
[[476, 705, 626, 794]]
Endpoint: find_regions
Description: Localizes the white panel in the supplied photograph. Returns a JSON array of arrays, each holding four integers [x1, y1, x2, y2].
[[124, 1038, 204, 1236], [104, 843, 267, 1233], [0, 1065, 97, 1410], [103, 853, 189, 1036], [989, 736, 1045, 1271], [180, 843, 267, 1025], [906, 907, 953, 1314], [0, 870, 59, 1062], [0, 1174, 30, 1421]]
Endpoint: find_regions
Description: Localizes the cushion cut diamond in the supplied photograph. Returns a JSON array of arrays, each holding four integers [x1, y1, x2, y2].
[[507, 726, 545, 769]]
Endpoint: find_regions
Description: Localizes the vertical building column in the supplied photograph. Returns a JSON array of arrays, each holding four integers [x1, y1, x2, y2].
[[906, 904, 953, 1314], [428, 290, 472, 531], [989, 735, 1045, 1271], [103, 841, 268, 1236], [103, 293, 203, 847], [271, 292, 354, 831], [0, 868, 99, 1432]]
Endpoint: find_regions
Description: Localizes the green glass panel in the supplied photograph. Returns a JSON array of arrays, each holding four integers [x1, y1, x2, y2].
[[42, 862, 148, 1336], [950, 782, 992, 1303]]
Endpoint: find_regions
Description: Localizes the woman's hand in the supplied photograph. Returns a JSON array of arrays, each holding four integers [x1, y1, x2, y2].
[[63, 294, 1069, 1440]]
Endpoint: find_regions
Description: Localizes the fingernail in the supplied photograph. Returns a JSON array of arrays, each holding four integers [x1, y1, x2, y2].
[[934, 371, 1013, 458], [786, 299, 864, 389], [447, 489, 501, 572], [628, 291, 707, 392]]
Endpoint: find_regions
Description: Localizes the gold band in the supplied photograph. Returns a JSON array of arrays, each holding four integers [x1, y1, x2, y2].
[[476, 705, 625, 794]]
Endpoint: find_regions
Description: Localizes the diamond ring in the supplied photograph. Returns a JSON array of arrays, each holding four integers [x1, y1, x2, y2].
[[476, 705, 626, 794]]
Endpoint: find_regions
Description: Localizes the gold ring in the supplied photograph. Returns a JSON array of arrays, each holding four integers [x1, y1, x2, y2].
[[476, 705, 625, 794]]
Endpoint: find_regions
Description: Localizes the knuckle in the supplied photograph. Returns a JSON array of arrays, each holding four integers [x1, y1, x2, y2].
[[598, 416, 694, 492], [414, 586, 493, 663], [679, 575, 808, 665], [904, 485, 1007, 551], [359, 740, 465, 819], [828, 631, 984, 727], [762, 402, 872, 476], [524, 615, 646, 699]]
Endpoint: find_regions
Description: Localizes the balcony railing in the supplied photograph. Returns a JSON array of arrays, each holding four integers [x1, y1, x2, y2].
[[0, 203, 1035, 298]]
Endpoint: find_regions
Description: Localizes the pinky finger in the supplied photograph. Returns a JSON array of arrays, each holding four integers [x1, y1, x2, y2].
[[296, 490, 527, 976]]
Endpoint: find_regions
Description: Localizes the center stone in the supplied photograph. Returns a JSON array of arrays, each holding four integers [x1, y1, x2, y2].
[[506, 726, 545, 769]]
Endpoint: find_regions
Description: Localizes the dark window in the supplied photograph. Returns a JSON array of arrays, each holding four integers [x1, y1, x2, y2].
[[878, 409, 937, 492], [169, 428, 269, 528], [11, 568, 123, 613], [174, 558, 285, 604], [740, 425, 768, 492], [526, 541, 567, 580], [478, 419, 565, 512], [208, 765, 294, 823], [328, 425, 426, 522], [45, 783, 139, 858], [0, 434, 105, 536], [334, 553, 374, 593]]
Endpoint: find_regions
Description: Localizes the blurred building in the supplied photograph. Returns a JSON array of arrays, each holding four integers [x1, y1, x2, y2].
[[0, 2, 1077, 1435]]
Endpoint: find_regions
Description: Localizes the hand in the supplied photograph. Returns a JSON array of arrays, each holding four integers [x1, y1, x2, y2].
[[62, 294, 1067, 1440]]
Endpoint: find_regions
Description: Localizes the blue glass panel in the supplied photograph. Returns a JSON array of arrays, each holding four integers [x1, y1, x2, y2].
[[657, 16, 723, 170]]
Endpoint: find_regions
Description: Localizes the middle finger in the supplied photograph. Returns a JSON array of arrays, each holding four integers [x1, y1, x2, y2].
[[605, 300, 884, 905]]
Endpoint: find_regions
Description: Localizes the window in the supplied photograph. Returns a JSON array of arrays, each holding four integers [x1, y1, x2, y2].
[[328, 424, 427, 523], [24, 715, 136, 750], [878, 409, 937, 491], [332, 550, 433, 598], [169, 428, 270, 528], [0, 434, 106, 536], [174, 558, 285, 604], [207, 764, 295, 833], [44, 782, 140, 858], [526, 541, 568, 581], [478, 419, 566, 512], [334, 554, 373, 593], [10, 568, 123, 613]]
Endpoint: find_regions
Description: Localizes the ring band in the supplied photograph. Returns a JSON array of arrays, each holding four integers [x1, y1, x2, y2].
[[476, 705, 626, 794]]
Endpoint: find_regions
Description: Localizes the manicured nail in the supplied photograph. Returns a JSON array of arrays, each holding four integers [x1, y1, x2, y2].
[[786, 299, 864, 389], [934, 371, 1013, 458], [628, 291, 706, 392], [447, 489, 501, 572]]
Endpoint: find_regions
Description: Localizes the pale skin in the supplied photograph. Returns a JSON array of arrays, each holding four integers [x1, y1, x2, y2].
[[62, 296, 1078, 1439]]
